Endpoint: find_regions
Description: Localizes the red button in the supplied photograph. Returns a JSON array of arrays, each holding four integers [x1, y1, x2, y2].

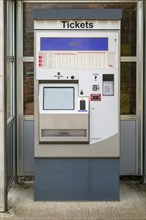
[[39, 56, 42, 59], [39, 59, 42, 63], [90, 94, 101, 101], [39, 64, 42, 67]]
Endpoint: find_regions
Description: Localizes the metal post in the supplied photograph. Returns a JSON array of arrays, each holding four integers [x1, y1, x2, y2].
[[0, 0, 7, 212], [144, 0, 146, 184]]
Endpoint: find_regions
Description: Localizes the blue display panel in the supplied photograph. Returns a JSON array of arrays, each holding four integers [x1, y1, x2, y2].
[[40, 38, 108, 51]]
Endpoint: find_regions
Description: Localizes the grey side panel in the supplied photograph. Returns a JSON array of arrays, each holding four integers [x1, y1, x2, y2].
[[33, 9, 122, 20], [34, 158, 119, 201], [23, 120, 34, 174], [7, 123, 13, 186], [120, 120, 136, 174]]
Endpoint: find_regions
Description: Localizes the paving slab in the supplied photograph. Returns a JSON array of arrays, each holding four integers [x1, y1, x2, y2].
[[0, 181, 146, 220]]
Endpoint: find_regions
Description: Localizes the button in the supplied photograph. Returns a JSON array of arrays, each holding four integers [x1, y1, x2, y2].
[[92, 85, 98, 91], [92, 85, 100, 91], [71, 76, 74, 79], [80, 90, 83, 95], [90, 94, 101, 101], [94, 76, 97, 81]]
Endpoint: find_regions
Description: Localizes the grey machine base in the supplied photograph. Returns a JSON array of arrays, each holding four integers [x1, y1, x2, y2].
[[34, 158, 120, 201]]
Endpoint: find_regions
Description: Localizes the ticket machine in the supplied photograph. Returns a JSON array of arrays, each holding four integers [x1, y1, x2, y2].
[[34, 9, 122, 201]]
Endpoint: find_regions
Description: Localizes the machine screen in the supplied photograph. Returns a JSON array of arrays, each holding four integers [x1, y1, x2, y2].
[[43, 87, 74, 110], [40, 38, 108, 51]]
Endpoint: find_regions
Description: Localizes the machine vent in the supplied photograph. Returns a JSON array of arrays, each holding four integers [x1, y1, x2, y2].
[[41, 129, 87, 137]]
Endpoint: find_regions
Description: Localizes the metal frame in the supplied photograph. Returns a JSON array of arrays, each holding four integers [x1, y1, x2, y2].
[[0, 0, 7, 213], [7, 0, 16, 188], [143, 0, 146, 183], [16, 0, 144, 175], [19, 0, 142, 2], [0, 0, 16, 212], [137, 0, 143, 174], [7, 0, 15, 122], [16, 1, 24, 175]]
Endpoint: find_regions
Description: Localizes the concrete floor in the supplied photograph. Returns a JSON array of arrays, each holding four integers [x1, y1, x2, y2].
[[0, 181, 146, 220]]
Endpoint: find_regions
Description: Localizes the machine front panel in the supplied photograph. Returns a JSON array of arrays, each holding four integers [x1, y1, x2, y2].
[[34, 21, 120, 157]]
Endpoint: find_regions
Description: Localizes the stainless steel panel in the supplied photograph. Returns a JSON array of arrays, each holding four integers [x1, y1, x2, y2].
[[21, 119, 138, 175], [39, 114, 88, 142], [35, 133, 120, 158]]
